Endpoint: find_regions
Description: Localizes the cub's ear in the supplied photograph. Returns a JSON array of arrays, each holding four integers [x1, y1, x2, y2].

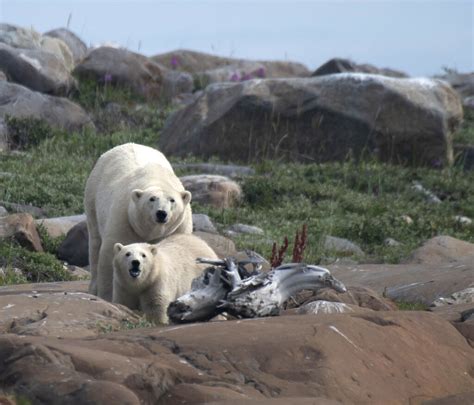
[[181, 190, 192, 205], [132, 189, 143, 203], [114, 243, 124, 254], [150, 246, 158, 256]]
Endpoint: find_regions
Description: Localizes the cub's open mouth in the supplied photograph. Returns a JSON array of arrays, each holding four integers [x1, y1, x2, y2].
[[129, 268, 141, 278]]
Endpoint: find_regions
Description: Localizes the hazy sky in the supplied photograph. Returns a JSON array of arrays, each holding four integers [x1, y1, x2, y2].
[[0, 0, 472, 76]]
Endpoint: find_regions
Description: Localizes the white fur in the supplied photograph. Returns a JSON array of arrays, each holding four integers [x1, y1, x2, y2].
[[112, 234, 218, 324], [84, 143, 193, 301]]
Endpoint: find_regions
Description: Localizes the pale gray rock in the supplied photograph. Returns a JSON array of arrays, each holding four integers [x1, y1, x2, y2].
[[454, 215, 472, 226], [412, 181, 442, 204], [384, 237, 402, 247], [36, 214, 86, 238], [226, 223, 264, 235], [179, 174, 242, 208], [44, 27, 87, 64], [0, 81, 94, 133], [463, 95, 474, 110], [323, 235, 364, 256], [0, 43, 76, 96], [192, 213, 217, 233], [0, 206, 8, 217], [431, 287, 474, 307], [297, 300, 356, 315], [0, 23, 41, 49]]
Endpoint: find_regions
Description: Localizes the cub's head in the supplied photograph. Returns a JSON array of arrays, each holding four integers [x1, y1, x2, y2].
[[113, 242, 157, 287], [131, 186, 191, 233]]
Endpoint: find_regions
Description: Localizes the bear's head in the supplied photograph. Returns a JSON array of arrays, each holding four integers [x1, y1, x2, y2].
[[113, 242, 157, 289], [129, 186, 191, 239]]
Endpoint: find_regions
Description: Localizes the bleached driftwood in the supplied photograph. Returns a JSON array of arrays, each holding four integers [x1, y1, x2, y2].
[[167, 255, 347, 323]]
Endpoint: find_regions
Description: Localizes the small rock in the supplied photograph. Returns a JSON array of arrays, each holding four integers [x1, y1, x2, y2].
[[44, 27, 88, 65], [454, 215, 472, 226], [57, 221, 89, 267], [0, 200, 46, 218], [431, 287, 474, 307], [287, 286, 397, 311], [192, 213, 217, 234], [297, 300, 356, 315], [0, 206, 8, 217], [193, 231, 236, 258], [0, 213, 43, 252], [384, 237, 402, 247], [323, 235, 364, 257], [400, 215, 414, 225], [463, 96, 474, 111], [179, 174, 242, 209], [36, 214, 86, 238], [66, 265, 90, 279], [226, 223, 264, 235], [406, 235, 474, 265], [412, 181, 441, 204]]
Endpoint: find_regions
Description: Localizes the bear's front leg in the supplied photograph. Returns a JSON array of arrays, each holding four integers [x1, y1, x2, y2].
[[140, 293, 169, 325], [97, 240, 115, 301], [113, 283, 140, 310]]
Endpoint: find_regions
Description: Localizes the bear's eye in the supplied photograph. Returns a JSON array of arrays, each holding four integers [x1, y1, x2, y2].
[[170, 198, 175, 203], [125, 252, 131, 257], [149, 197, 156, 202], [141, 254, 146, 258]]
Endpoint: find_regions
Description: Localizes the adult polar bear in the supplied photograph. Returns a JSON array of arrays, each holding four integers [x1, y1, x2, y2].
[[85, 143, 193, 301]]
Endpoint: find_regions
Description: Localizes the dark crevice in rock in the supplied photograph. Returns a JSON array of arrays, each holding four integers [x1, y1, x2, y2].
[[355, 314, 400, 327]]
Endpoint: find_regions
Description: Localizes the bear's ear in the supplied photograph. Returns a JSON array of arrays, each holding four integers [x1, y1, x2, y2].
[[181, 190, 192, 205], [132, 189, 143, 202], [150, 246, 158, 256], [114, 243, 124, 254]]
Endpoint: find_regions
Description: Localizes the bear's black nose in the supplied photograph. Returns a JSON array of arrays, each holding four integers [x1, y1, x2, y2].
[[131, 259, 140, 267], [156, 210, 168, 223]]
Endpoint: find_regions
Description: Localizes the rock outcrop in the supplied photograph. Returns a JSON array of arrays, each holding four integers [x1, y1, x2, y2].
[[159, 74, 462, 166], [0, 312, 472, 404], [0, 81, 93, 134]]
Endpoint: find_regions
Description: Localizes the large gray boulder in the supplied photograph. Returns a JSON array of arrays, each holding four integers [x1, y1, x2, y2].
[[0, 23, 41, 50], [0, 81, 93, 133], [0, 43, 76, 96], [44, 27, 87, 64], [312, 57, 408, 78], [159, 74, 462, 165], [437, 70, 474, 99], [74, 47, 164, 101], [0, 24, 74, 71], [151, 49, 310, 78]]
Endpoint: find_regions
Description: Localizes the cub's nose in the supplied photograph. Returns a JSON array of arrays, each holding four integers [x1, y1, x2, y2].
[[156, 210, 168, 223], [131, 259, 140, 267]]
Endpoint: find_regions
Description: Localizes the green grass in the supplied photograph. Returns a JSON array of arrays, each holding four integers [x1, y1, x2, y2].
[[455, 109, 474, 145], [396, 301, 429, 311], [0, 239, 74, 284], [97, 316, 155, 334], [194, 160, 474, 264]]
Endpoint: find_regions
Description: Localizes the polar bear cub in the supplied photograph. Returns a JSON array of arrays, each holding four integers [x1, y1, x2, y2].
[[112, 234, 218, 324], [84, 143, 193, 301]]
